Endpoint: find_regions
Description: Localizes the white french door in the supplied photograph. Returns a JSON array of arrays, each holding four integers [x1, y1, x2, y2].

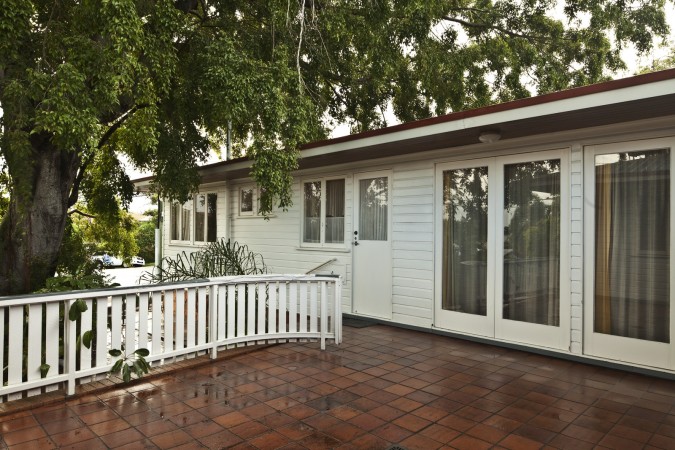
[[584, 138, 675, 369], [435, 150, 570, 350]]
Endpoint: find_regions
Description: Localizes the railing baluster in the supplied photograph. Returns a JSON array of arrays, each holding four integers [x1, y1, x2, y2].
[[299, 282, 308, 334], [217, 286, 226, 342], [228, 285, 236, 347], [164, 291, 174, 360], [320, 282, 327, 350], [278, 282, 287, 335], [110, 296, 123, 355], [8, 305, 24, 400], [151, 292, 163, 359], [268, 282, 277, 344], [95, 297, 108, 378], [289, 282, 298, 336], [27, 303, 43, 396], [310, 282, 318, 334], [138, 293, 149, 351], [44, 302, 60, 391], [236, 284, 245, 347], [0, 308, 4, 398], [198, 287, 206, 346], [80, 299, 93, 383], [186, 288, 195, 356], [246, 284, 255, 342], [257, 283, 266, 343]]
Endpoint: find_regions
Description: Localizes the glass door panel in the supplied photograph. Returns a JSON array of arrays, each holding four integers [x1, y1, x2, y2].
[[594, 149, 670, 343], [584, 139, 674, 369], [442, 167, 489, 316], [502, 160, 561, 327]]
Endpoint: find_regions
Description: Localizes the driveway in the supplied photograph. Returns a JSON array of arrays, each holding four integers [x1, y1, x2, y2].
[[103, 266, 154, 287]]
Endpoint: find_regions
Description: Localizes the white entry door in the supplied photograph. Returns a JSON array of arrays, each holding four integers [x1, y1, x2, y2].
[[353, 171, 392, 319]]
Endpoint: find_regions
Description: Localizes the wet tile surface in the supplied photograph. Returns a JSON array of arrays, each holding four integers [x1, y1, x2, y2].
[[2, 324, 675, 448]]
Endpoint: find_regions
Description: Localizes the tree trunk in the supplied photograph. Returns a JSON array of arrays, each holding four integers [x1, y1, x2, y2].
[[0, 136, 80, 296]]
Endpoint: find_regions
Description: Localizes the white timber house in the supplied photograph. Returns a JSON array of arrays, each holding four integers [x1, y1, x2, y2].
[[136, 69, 675, 376]]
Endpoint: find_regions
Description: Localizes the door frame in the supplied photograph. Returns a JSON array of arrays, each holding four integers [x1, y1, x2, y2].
[[583, 137, 675, 369], [352, 170, 393, 319]]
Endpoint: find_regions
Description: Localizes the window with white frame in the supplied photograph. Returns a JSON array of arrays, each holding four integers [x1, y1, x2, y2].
[[170, 193, 217, 243], [303, 178, 345, 245], [240, 187, 254, 215]]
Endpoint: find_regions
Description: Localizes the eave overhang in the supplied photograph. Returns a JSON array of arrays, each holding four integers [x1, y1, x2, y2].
[[133, 68, 675, 190]]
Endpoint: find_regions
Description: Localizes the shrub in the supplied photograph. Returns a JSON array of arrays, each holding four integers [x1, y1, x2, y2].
[[141, 239, 266, 283]]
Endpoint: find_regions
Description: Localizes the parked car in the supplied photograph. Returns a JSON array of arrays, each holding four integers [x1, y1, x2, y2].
[[130, 256, 145, 267], [91, 253, 123, 268]]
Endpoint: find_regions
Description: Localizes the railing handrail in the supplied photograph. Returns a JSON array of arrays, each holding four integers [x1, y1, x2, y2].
[[0, 274, 337, 307]]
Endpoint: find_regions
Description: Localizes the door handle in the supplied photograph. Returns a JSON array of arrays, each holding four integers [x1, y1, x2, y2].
[[353, 230, 359, 246]]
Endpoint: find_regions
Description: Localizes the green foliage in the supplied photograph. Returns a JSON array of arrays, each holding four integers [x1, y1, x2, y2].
[[71, 206, 140, 261], [0, 1, 672, 293], [135, 220, 156, 263], [142, 239, 266, 283], [109, 348, 151, 383]]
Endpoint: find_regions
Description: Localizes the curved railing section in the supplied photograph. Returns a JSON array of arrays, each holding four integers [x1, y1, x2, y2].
[[0, 274, 342, 403]]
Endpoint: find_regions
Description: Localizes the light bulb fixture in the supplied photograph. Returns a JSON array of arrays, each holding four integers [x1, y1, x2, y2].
[[478, 130, 501, 143]]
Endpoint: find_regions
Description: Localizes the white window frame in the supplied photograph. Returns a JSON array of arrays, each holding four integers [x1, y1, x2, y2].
[[239, 186, 255, 216], [170, 193, 218, 245], [301, 177, 346, 248]]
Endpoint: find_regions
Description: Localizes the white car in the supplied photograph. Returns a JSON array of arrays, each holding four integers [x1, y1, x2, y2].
[[92, 253, 123, 268], [130, 256, 145, 267]]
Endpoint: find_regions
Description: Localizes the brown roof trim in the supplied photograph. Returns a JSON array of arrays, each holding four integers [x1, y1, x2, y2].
[[301, 68, 675, 151]]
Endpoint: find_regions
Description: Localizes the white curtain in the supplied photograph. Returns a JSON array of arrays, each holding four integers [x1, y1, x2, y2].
[[502, 160, 561, 326], [442, 168, 489, 315], [595, 149, 669, 343], [325, 180, 345, 243], [304, 182, 321, 243], [359, 177, 388, 241]]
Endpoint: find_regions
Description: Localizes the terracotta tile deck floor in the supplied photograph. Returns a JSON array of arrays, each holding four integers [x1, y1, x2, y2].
[[2, 324, 675, 449]]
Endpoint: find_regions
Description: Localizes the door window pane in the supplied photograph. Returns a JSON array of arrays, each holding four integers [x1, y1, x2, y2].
[[325, 179, 345, 243], [503, 160, 561, 326], [181, 198, 192, 241], [171, 203, 180, 240], [359, 177, 388, 241], [304, 181, 321, 243], [195, 194, 206, 242], [207, 194, 217, 242], [240, 188, 253, 214], [595, 149, 670, 343], [442, 167, 488, 316]]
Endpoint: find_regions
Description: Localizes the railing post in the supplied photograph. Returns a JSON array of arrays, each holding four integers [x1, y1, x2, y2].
[[320, 282, 327, 350], [65, 300, 77, 396], [210, 284, 218, 359], [335, 277, 342, 344]]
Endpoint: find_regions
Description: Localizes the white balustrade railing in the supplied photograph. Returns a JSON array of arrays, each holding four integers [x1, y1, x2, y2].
[[0, 274, 342, 403]]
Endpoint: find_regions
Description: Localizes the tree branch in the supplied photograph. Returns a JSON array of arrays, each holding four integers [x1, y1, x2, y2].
[[67, 103, 150, 207], [441, 15, 537, 41], [68, 208, 96, 219]]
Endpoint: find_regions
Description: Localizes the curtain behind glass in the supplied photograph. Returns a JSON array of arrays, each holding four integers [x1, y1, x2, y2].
[[195, 194, 206, 241], [503, 160, 561, 326], [207, 194, 217, 242], [171, 203, 180, 240], [442, 168, 488, 315], [595, 149, 670, 343], [304, 181, 321, 243], [325, 180, 345, 243], [181, 199, 192, 241], [359, 177, 388, 240]]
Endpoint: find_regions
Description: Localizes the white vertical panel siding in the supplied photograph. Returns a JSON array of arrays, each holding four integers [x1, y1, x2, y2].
[[569, 144, 584, 354], [391, 164, 435, 327]]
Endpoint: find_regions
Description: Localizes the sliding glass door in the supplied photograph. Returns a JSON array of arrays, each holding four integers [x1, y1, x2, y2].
[[585, 138, 674, 369], [436, 150, 570, 350]]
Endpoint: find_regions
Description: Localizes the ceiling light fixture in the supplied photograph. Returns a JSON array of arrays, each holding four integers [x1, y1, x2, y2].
[[479, 131, 501, 143]]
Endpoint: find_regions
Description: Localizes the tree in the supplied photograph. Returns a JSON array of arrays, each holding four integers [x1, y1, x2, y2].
[[0, 0, 671, 295]]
